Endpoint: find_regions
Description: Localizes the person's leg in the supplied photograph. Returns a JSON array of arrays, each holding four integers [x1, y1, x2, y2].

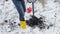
[[20, 0, 26, 12], [12, 0, 26, 21], [12, 0, 26, 29]]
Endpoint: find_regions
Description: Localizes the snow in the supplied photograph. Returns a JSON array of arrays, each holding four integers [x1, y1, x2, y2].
[[0, 0, 60, 34]]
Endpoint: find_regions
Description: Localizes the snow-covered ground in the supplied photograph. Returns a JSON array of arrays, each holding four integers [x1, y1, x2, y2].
[[0, 0, 60, 34]]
